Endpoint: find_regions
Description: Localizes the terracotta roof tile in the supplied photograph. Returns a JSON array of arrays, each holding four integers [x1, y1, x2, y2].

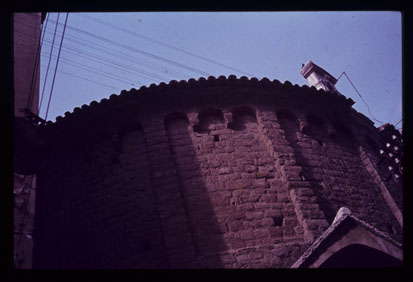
[[45, 75, 355, 127]]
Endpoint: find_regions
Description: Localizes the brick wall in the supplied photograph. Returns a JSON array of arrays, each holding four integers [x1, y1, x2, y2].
[[33, 78, 402, 268], [277, 109, 402, 241]]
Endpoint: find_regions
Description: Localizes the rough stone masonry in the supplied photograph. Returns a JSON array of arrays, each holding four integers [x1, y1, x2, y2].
[[32, 75, 402, 268]]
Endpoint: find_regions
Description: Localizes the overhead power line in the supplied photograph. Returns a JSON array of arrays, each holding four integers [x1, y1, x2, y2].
[[74, 13, 254, 77], [41, 51, 143, 86], [55, 32, 189, 79], [15, 27, 177, 82], [45, 13, 69, 121], [337, 71, 385, 125], [25, 13, 49, 112], [394, 119, 402, 130], [39, 13, 60, 112], [35, 13, 51, 110], [16, 18, 190, 79], [14, 175, 35, 264], [16, 28, 168, 85], [39, 13, 50, 46], [394, 119, 402, 126], [40, 64, 122, 91], [45, 17, 212, 77], [53, 41, 167, 82]]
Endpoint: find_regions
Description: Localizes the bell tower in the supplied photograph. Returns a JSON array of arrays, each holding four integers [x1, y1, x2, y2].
[[300, 61, 341, 95]]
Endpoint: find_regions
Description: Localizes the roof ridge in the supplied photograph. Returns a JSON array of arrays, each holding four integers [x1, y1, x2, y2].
[[291, 210, 402, 268]]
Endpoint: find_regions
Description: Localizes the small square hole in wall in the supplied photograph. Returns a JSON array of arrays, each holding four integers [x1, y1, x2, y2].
[[230, 198, 237, 206], [213, 135, 220, 142], [272, 216, 283, 226]]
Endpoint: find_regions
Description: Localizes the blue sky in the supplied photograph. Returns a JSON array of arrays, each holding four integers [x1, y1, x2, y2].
[[35, 12, 401, 128]]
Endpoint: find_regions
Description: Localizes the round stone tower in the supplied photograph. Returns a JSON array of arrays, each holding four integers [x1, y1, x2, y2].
[[31, 75, 402, 268]]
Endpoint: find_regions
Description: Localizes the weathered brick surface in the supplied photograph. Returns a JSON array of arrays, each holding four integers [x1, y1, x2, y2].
[[33, 77, 402, 268], [283, 110, 402, 242]]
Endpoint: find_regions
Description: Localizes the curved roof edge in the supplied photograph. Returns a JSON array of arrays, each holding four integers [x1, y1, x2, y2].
[[44, 75, 355, 127]]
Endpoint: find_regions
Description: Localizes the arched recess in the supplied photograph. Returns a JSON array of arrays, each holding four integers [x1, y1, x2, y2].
[[306, 113, 326, 128], [319, 243, 402, 268], [276, 109, 300, 140], [118, 120, 144, 136], [302, 113, 327, 142], [115, 120, 146, 154], [193, 108, 224, 133], [88, 131, 113, 153], [329, 120, 356, 149], [228, 106, 257, 131], [164, 112, 191, 155], [164, 112, 190, 134], [116, 120, 149, 173]]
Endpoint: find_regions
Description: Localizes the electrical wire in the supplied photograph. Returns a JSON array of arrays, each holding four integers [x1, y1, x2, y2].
[[40, 64, 122, 91], [45, 17, 212, 77], [73, 13, 254, 77], [15, 28, 172, 82], [38, 13, 60, 113], [23, 13, 48, 112], [39, 13, 50, 46], [57, 35, 188, 79], [15, 19, 191, 79], [336, 71, 345, 82], [394, 118, 402, 130], [337, 71, 385, 125], [19, 16, 397, 126], [14, 203, 34, 220], [45, 13, 69, 121], [14, 175, 35, 264], [41, 51, 143, 86], [394, 119, 402, 127], [15, 29, 170, 83], [52, 41, 167, 82], [53, 29, 190, 79]]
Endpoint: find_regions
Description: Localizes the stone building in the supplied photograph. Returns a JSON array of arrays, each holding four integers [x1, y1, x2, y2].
[[18, 73, 402, 268]]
